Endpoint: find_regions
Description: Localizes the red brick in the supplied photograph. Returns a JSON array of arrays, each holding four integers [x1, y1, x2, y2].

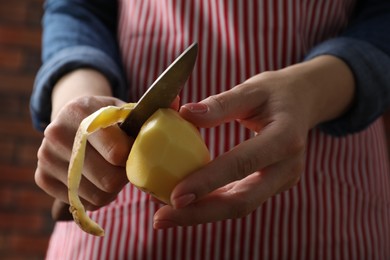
[[0, 137, 16, 163], [0, 184, 52, 211], [0, 93, 23, 117], [15, 187, 53, 211], [19, 94, 36, 119], [0, 117, 43, 139], [0, 48, 24, 71], [0, 1, 29, 25], [0, 2, 55, 259], [15, 140, 41, 167], [0, 93, 37, 121], [26, 0, 45, 28], [0, 25, 41, 49], [22, 49, 42, 73], [0, 165, 34, 184], [0, 233, 48, 259], [0, 212, 44, 232], [0, 186, 15, 208], [0, 73, 35, 93]]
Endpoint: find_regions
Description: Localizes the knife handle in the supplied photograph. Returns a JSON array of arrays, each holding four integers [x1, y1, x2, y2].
[[51, 199, 73, 221]]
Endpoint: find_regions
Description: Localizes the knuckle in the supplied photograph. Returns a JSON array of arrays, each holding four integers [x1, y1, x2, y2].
[[103, 142, 128, 166], [36, 149, 53, 182], [34, 168, 50, 191], [62, 96, 103, 123], [207, 94, 230, 114], [99, 173, 125, 194], [70, 95, 99, 111], [283, 134, 306, 157], [100, 179, 116, 193], [36, 144, 46, 163], [63, 97, 88, 117], [43, 121, 73, 153], [43, 121, 63, 142], [36, 140, 54, 163]]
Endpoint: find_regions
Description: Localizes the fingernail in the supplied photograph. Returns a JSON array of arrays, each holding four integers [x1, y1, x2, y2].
[[182, 103, 209, 113], [172, 193, 196, 208], [153, 220, 177, 229]]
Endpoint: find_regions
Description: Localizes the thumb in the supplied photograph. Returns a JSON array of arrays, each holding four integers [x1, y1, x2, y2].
[[179, 85, 259, 128]]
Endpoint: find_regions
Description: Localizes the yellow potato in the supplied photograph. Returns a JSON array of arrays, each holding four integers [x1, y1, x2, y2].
[[126, 109, 210, 204], [67, 104, 210, 236]]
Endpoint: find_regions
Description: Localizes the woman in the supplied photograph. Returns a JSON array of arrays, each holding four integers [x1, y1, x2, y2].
[[32, 0, 390, 259]]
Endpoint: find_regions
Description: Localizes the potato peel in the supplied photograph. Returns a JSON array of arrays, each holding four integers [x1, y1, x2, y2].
[[68, 103, 135, 236]]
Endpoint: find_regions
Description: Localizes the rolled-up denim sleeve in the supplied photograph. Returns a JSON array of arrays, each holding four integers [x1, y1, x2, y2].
[[305, 0, 390, 136], [30, 0, 127, 131]]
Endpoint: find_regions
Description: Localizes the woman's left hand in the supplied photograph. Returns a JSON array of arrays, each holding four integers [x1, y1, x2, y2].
[[153, 55, 355, 228]]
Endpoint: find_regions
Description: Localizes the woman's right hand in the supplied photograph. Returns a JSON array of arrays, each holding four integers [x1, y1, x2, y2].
[[34, 69, 132, 214]]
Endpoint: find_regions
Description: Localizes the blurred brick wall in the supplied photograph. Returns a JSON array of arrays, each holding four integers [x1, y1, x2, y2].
[[0, 0, 54, 259], [0, 1, 389, 260]]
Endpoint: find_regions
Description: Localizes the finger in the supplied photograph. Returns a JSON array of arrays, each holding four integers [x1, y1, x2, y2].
[[47, 96, 127, 160], [155, 173, 267, 228], [35, 168, 69, 204], [39, 127, 128, 201], [170, 121, 305, 208], [88, 124, 134, 167], [76, 170, 120, 209], [82, 140, 129, 191], [36, 144, 119, 209], [42, 121, 76, 163], [35, 170, 104, 212], [179, 83, 268, 128], [36, 139, 71, 185], [154, 156, 303, 228]]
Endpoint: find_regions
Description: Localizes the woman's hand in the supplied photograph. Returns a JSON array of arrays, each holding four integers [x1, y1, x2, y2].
[[35, 69, 132, 213], [153, 55, 355, 228]]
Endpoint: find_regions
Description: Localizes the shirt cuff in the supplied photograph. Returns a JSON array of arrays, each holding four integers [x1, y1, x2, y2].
[[30, 46, 128, 131], [304, 37, 390, 136]]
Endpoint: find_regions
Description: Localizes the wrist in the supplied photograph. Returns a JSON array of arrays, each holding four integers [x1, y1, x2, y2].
[[51, 69, 113, 120], [282, 55, 355, 130]]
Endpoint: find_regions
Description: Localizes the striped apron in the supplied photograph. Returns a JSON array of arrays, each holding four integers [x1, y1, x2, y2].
[[46, 0, 390, 259]]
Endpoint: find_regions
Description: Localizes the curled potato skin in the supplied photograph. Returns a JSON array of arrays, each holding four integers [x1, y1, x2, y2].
[[68, 104, 134, 236]]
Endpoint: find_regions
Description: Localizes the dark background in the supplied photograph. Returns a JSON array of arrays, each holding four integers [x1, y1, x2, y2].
[[0, 1, 389, 259]]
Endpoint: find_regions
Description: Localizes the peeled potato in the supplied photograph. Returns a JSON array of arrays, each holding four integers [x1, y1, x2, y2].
[[126, 109, 210, 204], [67, 104, 210, 236]]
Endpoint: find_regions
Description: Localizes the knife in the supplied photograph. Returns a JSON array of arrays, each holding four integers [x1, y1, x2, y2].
[[52, 42, 198, 221], [120, 42, 199, 137]]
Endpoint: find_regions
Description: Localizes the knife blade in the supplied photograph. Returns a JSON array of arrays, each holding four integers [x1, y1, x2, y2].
[[120, 42, 198, 137]]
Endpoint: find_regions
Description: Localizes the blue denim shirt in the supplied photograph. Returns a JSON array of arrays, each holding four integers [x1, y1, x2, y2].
[[31, 0, 390, 136]]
